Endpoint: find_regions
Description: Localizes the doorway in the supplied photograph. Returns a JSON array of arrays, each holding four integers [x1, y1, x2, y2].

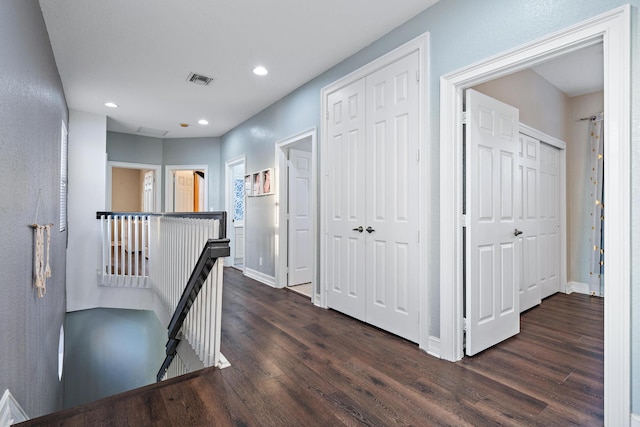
[[225, 156, 246, 271], [164, 165, 208, 212], [439, 6, 630, 424], [107, 161, 162, 212], [275, 128, 317, 302]]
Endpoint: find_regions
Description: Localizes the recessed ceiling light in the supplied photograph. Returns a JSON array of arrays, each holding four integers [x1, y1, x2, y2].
[[253, 66, 268, 76], [198, 119, 209, 125], [104, 102, 118, 108]]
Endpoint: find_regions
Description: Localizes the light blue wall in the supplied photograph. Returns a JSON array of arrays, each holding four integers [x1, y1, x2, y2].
[[164, 137, 222, 210], [0, 0, 68, 417], [219, 0, 640, 412], [106, 132, 223, 211], [107, 131, 163, 165]]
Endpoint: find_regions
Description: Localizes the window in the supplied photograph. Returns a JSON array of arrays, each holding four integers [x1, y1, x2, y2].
[[59, 120, 68, 232]]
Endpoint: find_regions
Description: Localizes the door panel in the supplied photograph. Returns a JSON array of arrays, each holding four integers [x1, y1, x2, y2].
[[364, 51, 420, 343], [517, 134, 540, 312], [288, 148, 313, 286], [539, 143, 561, 298], [325, 78, 367, 321], [174, 171, 194, 212], [466, 89, 520, 356]]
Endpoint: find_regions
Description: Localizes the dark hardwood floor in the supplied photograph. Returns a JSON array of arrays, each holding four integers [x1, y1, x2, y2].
[[21, 268, 604, 426]]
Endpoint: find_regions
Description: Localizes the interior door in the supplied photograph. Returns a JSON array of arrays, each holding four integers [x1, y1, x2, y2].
[[517, 134, 541, 312], [288, 148, 313, 286], [539, 143, 561, 298], [325, 78, 367, 321], [465, 89, 520, 356], [174, 170, 194, 212], [364, 51, 420, 342], [143, 170, 154, 212]]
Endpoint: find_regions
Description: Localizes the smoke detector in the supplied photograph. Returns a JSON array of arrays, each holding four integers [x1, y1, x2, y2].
[[186, 72, 215, 86]]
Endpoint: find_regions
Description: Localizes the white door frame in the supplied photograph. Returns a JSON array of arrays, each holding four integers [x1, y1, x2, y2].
[[320, 33, 431, 349], [275, 128, 317, 298], [225, 155, 246, 270], [164, 164, 208, 212], [439, 6, 630, 425], [107, 161, 162, 212]]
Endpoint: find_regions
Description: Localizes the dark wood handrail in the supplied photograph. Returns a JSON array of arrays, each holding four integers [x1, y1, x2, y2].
[[96, 211, 226, 239], [156, 238, 230, 382]]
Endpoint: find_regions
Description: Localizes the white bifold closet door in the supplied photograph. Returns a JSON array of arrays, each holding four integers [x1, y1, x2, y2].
[[325, 51, 420, 343]]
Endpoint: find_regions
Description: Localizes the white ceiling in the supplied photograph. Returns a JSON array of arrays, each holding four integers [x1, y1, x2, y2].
[[531, 43, 604, 97], [39, 0, 440, 138]]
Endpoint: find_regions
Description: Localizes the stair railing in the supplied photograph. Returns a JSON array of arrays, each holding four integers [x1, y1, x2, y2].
[[157, 238, 229, 381]]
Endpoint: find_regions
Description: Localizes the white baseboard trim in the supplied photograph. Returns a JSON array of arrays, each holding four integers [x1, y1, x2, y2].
[[631, 413, 640, 427], [427, 336, 441, 358], [244, 268, 276, 287], [566, 281, 590, 295], [0, 389, 28, 425]]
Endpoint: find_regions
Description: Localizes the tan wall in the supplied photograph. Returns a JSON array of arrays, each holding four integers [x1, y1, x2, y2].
[[112, 167, 143, 211]]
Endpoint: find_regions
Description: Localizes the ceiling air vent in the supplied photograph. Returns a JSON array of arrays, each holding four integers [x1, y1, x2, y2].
[[186, 72, 215, 86]]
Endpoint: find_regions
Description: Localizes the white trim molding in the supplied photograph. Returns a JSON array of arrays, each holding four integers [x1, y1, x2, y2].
[[0, 389, 28, 425], [274, 128, 318, 293], [566, 281, 591, 295], [439, 6, 630, 425], [319, 32, 431, 349], [244, 268, 276, 288], [631, 413, 640, 427]]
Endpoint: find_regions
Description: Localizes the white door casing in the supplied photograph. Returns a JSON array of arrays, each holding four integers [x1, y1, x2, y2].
[[439, 7, 630, 424], [288, 148, 313, 286], [364, 51, 420, 342], [225, 156, 246, 270], [465, 89, 520, 356], [164, 165, 208, 213], [325, 78, 367, 321], [174, 170, 194, 212], [517, 134, 541, 312]]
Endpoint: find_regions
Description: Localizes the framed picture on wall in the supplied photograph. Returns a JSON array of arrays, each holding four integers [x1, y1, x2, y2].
[[244, 174, 252, 196], [261, 168, 273, 195], [252, 172, 262, 196]]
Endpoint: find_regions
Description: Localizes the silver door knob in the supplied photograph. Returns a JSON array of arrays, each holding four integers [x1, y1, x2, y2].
[[352, 226, 363, 233], [514, 228, 523, 236]]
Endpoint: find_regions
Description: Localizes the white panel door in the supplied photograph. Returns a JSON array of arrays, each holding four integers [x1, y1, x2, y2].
[[539, 143, 561, 299], [288, 148, 313, 286], [517, 134, 541, 312], [325, 78, 367, 321], [364, 51, 420, 342], [466, 89, 520, 356], [143, 170, 154, 212], [174, 170, 194, 212]]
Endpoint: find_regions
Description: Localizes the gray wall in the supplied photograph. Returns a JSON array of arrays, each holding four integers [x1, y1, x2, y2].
[[219, 0, 640, 411], [0, 0, 68, 417], [106, 132, 223, 211]]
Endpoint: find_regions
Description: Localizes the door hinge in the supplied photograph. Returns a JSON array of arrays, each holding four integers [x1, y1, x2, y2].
[[417, 149, 420, 162], [417, 230, 420, 243], [461, 214, 467, 227], [463, 317, 468, 331], [462, 111, 468, 125], [326, 110, 329, 121], [416, 70, 420, 83]]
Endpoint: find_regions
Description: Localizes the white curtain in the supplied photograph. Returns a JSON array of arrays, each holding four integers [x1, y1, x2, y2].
[[588, 113, 604, 296]]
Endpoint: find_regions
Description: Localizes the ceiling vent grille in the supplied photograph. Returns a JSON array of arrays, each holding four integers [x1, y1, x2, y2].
[[186, 72, 215, 86]]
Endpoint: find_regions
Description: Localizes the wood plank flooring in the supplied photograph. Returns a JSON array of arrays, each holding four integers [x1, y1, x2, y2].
[[21, 268, 604, 426]]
